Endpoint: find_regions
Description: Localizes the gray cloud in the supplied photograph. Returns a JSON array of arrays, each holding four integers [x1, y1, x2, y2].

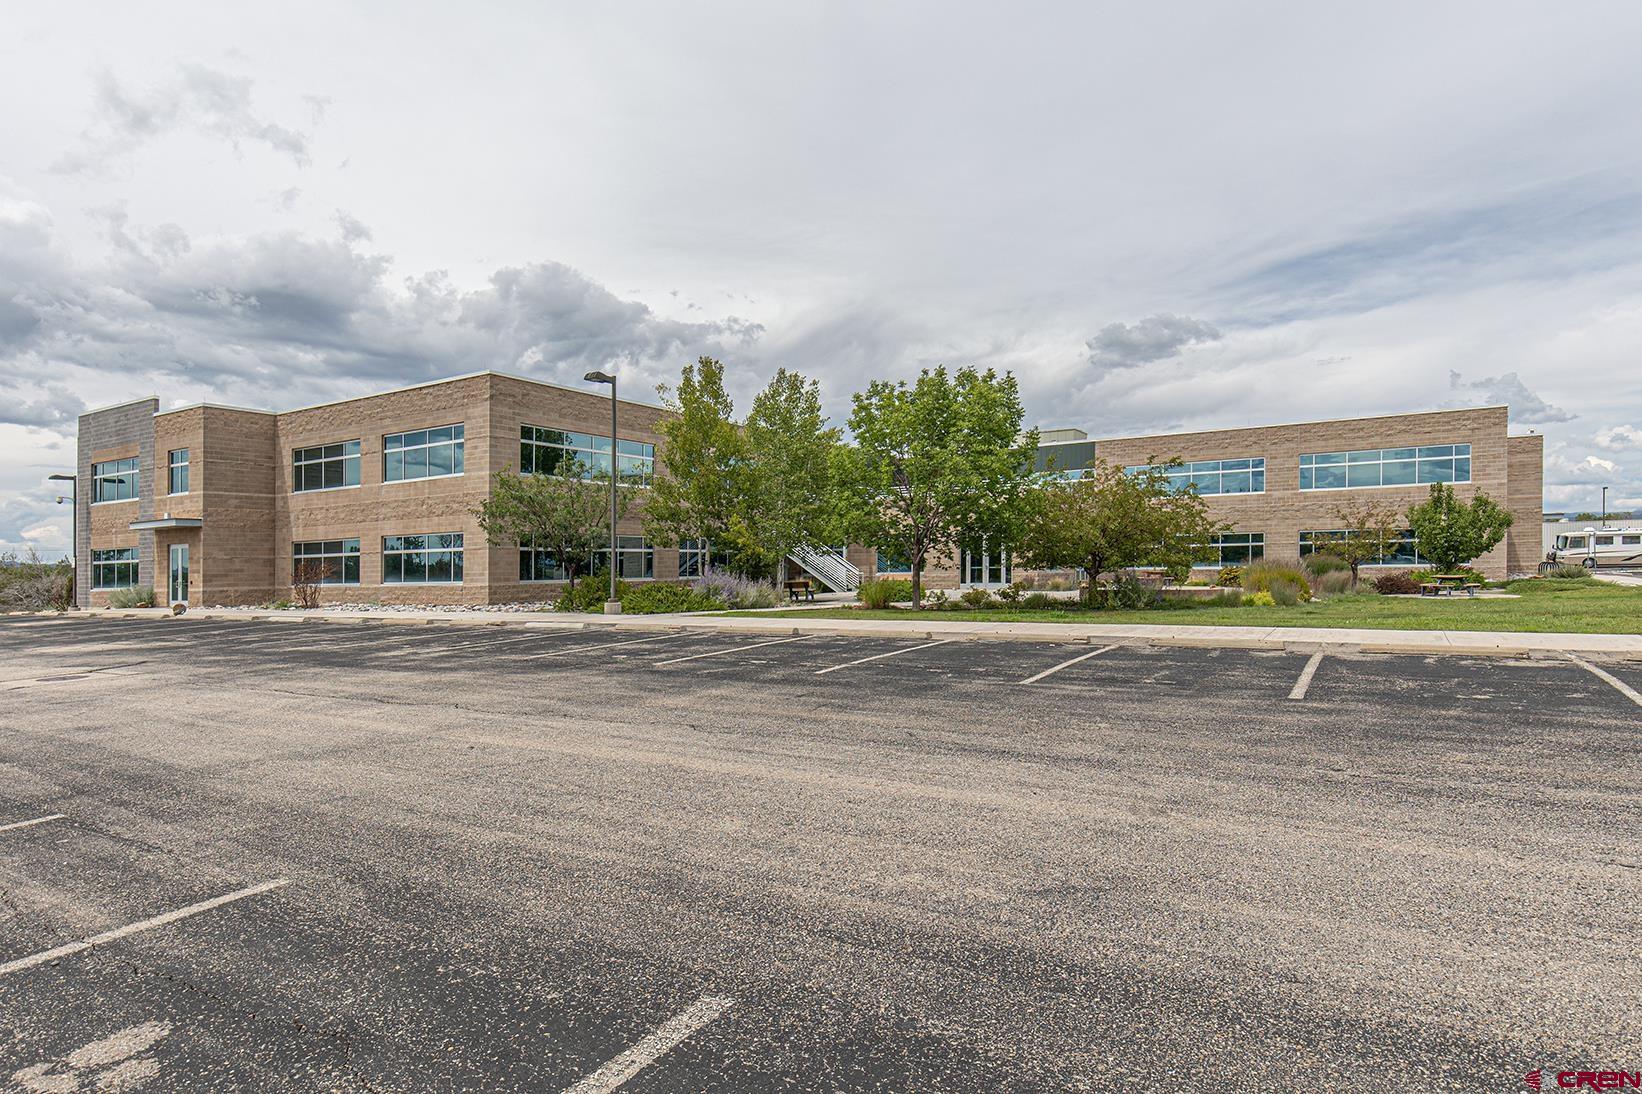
[[1593, 424, 1642, 451], [1447, 370, 1574, 424], [334, 210, 371, 243], [0, 384, 84, 428], [1086, 314, 1221, 371], [53, 63, 314, 174]]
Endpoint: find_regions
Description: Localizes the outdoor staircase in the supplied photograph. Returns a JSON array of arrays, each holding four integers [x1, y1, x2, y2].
[[789, 544, 863, 593]]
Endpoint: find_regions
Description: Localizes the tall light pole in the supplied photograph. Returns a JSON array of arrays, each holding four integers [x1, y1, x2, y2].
[[583, 370, 621, 614], [1601, 485, 1608, 525], [49, 473, 76, 609]]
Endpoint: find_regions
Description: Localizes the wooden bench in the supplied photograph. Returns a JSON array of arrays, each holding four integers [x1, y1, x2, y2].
[[785, 579, 815, 603]]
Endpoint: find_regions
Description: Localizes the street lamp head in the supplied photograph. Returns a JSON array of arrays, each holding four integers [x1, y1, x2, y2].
[[583, 370, 616, 385], [48, 473, 75, 482]]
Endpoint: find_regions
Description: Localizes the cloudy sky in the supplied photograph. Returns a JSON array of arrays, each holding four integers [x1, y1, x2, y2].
[[5, 2, 1642, 557]]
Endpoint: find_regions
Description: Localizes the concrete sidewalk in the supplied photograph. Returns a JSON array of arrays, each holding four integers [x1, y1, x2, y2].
[[36, 605, 1642, 658]]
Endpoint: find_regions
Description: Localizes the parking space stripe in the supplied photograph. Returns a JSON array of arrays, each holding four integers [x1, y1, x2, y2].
[[1288, 652, 1325, 700], [1568, 654, 1642, 708], [564, 994, 734, 1094], [516, 632, 685, 659], [1018, 644, 1118, 684], [364, 630, 571, 658], [0, 813, 65, 834], [0, 879, 290, 978], [815, 638, 956, 675], [654, 634, 814, 666]]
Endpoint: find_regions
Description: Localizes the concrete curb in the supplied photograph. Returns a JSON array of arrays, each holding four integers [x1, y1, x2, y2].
[[24, 607, 1642, 661]]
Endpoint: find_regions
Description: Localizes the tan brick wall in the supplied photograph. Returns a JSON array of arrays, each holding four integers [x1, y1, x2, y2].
[[1506, 434, 1545, 576], [200, 408, 278, 605]]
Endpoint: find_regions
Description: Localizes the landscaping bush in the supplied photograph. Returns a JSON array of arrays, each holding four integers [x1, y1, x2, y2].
[[1021, 592, 1057, 610], [1211, 589, 1244, 607], [1268, 580, 1302, 606], [693, 570, 779, 609], [924, 589, 950, 607], [1241, 558, 1313, 603], [107, 585, 157, 608], [1372, 571, 1420, 595], [557, 576, 626, 612], [1542, 563, 1590, 580], [1312, 570, 1354, 597], [622, 582, 725, 614], [1302, 552, 1349, 577], [857, 577, 915, 609], [1109, 571, 1158, 610], [995, 580, 1030, 604], [959, 587, 995, 609], [0, 551, 73, 611], [1243, 590, 1276, 606], [1215, 565, 1243, 588]]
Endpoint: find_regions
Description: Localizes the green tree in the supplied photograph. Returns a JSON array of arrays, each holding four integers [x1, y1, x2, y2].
[[643, 357, 746, 560], [1014, 460, 1223, 606], [833, 366, 1038, 607], [472, 461, 634, 591], [732, 368, 842, 579], [1405, 482, 1513, 573], [1328, 497, 1404, 580]]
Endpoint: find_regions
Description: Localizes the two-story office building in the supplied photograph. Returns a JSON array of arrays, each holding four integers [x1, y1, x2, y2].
[[74, 372, 680, 608], [875, 405, 1544, 588]]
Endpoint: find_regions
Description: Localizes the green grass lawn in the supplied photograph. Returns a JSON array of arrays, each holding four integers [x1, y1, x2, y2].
[[727, 578, 1642, 633]]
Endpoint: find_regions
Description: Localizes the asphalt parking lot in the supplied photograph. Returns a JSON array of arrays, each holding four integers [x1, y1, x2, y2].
[[1, 615, 1638, 1092]]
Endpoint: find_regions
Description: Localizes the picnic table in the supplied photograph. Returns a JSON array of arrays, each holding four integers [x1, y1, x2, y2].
[[1419, 574, 1483, 597], [785, 579, 816, 603]]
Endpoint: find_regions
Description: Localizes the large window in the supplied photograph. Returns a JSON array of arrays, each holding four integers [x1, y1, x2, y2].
[[615, 535, 653, 579], [1200, 532, 1265, 567], [293, 441, 361, 492], [167, 449, 190, 494], [677, 538, 731, 578], [92, 547, 139, 588], [293, 539, 360, 585], [383, 533, 464, 583], [520, 426, 654, 483], [960, 545, 1011, 586], [1300, 444, 1470, 491], [875, 549, 912, 574], [1300, 529, 1428, 567], [519, 542, 572, 583], [384, 425, 465, 482], [1127, 458, 1265, 495], [92, 458, 139, 503]]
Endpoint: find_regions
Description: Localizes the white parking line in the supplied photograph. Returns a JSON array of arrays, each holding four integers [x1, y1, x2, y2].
[[815, 639, 956, 675], [518, 633, 685, 659], [1018, 645, 1119, 685], [1288, 651, 1325, 700], [653, 634, 814, 666], [565, 994, 734, 1094], [0, 879, 290, 978], [0, 813, 65, 834], [365, 630, 566, 658], [1568, 654, 1642, 708]]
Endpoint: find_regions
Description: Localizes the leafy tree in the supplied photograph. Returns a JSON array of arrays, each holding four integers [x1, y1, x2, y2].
[[1405, 482, 1513, 573], [472, 461, 633, 591], [1327, 497, 1404, 580], [732, 368, 843, 579], [1014, 460, 1223, 606], [644, 356, 746, 555], [833, 366, 1038, 607]]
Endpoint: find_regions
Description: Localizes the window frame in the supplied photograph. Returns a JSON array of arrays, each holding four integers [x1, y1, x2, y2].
[[292, 440, 362, 493], [1126, 457, 1266, 496], [166, 449, 190, 495], [91, 547, 140, 589], [1299, 444, 1471, 491], [1299, 528, 1430, 567], [381, 532, 465, 584], [519, 425, 654, 485], [292, 539, 362, 585], [91, 457, 140, 504], [1196, 532, 1266, 568], [383, 425, 466, 483]]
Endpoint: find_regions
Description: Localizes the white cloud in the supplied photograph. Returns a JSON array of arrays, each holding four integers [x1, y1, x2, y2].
[[1594, 424, 1642, 450]]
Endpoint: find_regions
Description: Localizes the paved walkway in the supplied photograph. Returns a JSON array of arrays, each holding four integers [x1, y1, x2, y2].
[[38, 605, 1642, 657]]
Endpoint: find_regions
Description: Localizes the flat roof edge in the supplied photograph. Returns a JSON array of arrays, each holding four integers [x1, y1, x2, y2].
[[1040, 404, 1512, 445], [80, 395, 161, 418]]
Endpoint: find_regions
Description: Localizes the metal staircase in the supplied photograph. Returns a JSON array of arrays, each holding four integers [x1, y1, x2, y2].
[[788, 544, 863, 593]]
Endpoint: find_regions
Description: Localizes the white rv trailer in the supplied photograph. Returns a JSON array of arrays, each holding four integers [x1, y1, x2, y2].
[[1542, 526, 1642, 571]]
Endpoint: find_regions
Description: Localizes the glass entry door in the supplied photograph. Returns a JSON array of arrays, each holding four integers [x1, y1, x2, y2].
[[168, 544, 189, 605]]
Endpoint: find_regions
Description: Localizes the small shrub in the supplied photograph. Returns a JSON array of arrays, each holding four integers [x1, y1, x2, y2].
[[1216, 565, 1243, 588], [107, 586, 157, 608], [1021, 592, 1057, 610], [995, 580, 1030, 604], [292, 558, 326, 610], [1242, 558, 1313, 603], [622, 582, 724, 614], [1541, 563, 1590, 580], [857, 577, 915, 609], [1109, 571, 1158, 610], [1313, 570, 1354, 597], [1268, 579, 1302, 606], [1302, 552, 1349, 577], [1372, 571, 1420, 595], [959, 587, 995, 609], [693, 570, 779, 609], [558, 575, 626, 612], [1243, 590, 1276, 606], [1211, 589, 1244, 607], [924, 589, 950, 607]]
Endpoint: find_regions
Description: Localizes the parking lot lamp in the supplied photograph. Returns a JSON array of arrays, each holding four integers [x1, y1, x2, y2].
[[49, 473, 76, 605], [583, 370, 621, 614]]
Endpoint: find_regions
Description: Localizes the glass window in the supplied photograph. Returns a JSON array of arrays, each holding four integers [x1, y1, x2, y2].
[[1198, 533, 1265, 567], [382, 532, 464, 583], [1300, 529, 1428, 566], [1622, 535, 1641, 546], [875, 548, 912, 574], [167, 449, 190, 494], [678, 538, 711, 579], [293, 539, 361, 585], [521, 425, 653, 484], [1124, 457, 1265, 496], [616, 535, 653, 579], [293, 440, 361, 492], [91, 547, 139, 588], [1595, 536, 1614, 546], [1300, 444, 1471, 490], [383, 425, 464, 482], [959, 545, 1011, 586], [92, 458, 139, 503]]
